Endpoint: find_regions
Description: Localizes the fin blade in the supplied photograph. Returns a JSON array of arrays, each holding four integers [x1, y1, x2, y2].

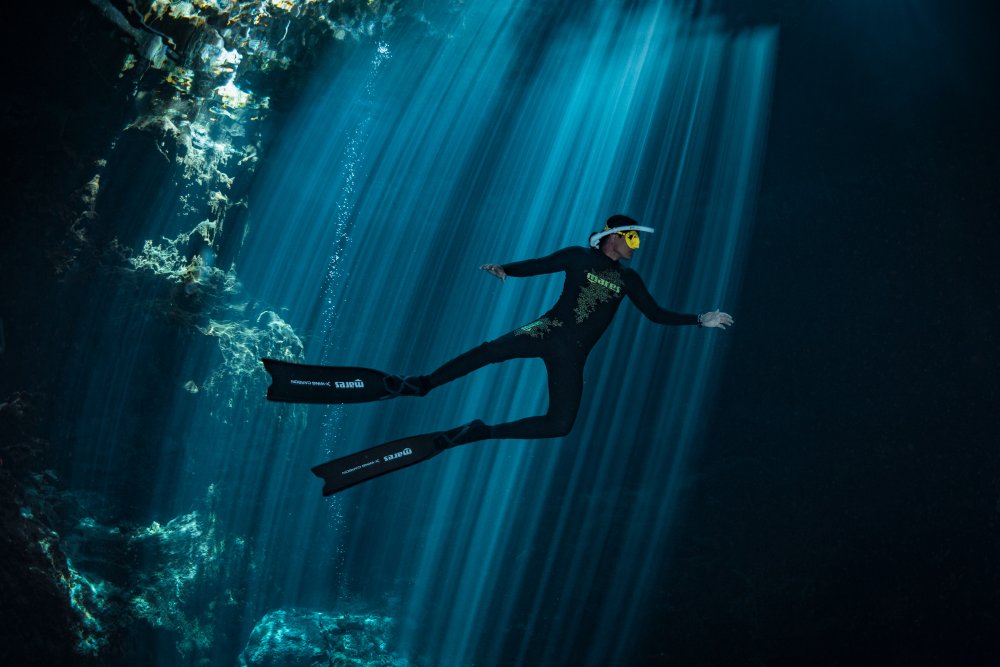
[[262, 358, 391, 404], [311, 433, 444, 495]]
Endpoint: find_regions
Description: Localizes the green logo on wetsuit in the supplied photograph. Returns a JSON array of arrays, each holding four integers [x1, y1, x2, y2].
[[586, 272, 622, 294], [575, 270, 624, 323], [516, 317, 564, 338]]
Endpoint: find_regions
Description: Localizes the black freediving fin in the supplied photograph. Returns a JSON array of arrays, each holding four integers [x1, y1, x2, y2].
[[261, 358, 420, 404], [311, 432, 444, 496], [309, 420, 489, 496]]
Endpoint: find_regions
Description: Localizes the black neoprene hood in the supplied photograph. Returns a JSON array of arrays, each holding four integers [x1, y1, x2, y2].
[[605, 214, 640, 229]]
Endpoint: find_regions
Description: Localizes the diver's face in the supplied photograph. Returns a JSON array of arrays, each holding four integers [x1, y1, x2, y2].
[[613, 233, 635, 260]]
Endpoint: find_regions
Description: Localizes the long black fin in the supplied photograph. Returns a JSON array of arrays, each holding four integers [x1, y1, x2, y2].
[[310, 433, 444, 495], [262, 358, 405, 404]]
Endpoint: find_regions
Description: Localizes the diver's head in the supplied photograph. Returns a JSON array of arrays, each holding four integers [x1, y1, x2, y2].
[[589, 215, 654, 261]]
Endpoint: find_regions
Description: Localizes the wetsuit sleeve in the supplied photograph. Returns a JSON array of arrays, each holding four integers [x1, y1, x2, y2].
[[501, 247, 578, 277], [623, 270, 700, 326]]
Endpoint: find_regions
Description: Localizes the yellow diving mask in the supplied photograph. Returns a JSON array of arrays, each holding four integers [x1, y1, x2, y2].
[[617, 230, 641, 249]]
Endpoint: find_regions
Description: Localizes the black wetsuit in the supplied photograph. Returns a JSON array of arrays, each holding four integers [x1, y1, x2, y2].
[[421, 246, 699, 444]]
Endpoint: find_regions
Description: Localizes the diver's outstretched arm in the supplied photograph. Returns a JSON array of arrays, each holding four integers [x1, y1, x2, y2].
[[486, 247, 577, 281]]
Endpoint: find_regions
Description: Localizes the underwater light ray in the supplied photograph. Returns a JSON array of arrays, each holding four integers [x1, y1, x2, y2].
[[318, 42, 392, 352], [510, 423, 604, 664], [305, 41, 394, 561], [593, 31, 778, 664]]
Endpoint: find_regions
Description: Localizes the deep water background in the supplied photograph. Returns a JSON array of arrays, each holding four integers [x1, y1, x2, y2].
[[2, 1, 999, 666]]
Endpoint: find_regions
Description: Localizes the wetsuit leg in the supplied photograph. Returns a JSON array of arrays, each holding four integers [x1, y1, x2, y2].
[[488, 354, 584, 440], [421, 332, 541, 393], [440, 353, 584, 446]]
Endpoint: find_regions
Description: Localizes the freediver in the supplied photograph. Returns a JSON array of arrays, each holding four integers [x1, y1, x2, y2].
[[267, 215, 732, 457]]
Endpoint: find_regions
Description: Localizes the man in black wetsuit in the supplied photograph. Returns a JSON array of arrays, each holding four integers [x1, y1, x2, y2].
[[397, 214, 733, 448]]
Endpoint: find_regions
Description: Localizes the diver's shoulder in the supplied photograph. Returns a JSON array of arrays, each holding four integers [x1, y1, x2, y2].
[[618, 266, 643, 286]]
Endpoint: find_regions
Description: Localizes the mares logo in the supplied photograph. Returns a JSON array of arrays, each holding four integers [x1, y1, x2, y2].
[[383, 447, 413, 462], [334, 379, 365, 389], [586, 272, 621, 294]]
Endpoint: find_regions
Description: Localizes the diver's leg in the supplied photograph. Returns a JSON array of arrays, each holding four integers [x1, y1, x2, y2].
[[438, 355, 584, 447], [399, 332, 536, 397]]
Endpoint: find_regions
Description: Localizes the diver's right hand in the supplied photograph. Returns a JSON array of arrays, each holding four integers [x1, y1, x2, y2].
[[480, 264, 507, 283]]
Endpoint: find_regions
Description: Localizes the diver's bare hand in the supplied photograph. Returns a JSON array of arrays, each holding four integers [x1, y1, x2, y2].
[[699, 310, 734, 329], [480, 264, 507, 283]]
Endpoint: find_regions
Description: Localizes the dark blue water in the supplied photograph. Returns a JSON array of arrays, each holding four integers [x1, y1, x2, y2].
[[4, 0, 997, 665]]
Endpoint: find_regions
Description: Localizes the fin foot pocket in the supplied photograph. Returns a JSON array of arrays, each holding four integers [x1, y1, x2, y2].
[[434, 419, 490, 450], [380, 375, 428, 399]]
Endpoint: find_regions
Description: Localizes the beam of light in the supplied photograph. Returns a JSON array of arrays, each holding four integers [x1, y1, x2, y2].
[[316, 40, 393, 583], [320, 40, 393, 361]]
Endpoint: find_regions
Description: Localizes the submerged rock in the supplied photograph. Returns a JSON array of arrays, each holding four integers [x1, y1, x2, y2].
[[8, 476, 253, 663], [241, 608, 411, 667], [127, 485, 251, 658], [0, 394, 127, 661]]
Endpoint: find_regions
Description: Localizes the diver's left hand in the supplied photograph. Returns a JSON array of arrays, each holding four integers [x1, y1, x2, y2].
[[699, 310, 733, 329]]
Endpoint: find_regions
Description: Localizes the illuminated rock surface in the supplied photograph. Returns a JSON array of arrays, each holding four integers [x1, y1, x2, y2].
[[77, 1, 405, 385], [241, 609, 410, 667], [125, 487, 251, 658]]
